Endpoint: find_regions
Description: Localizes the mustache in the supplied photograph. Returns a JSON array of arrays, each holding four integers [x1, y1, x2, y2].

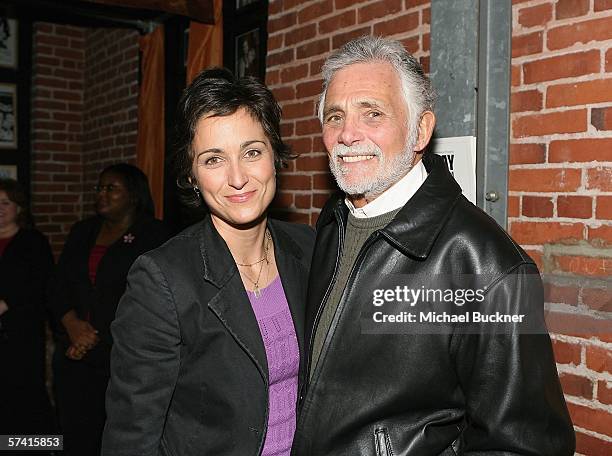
[[331, 143, 382, 159]]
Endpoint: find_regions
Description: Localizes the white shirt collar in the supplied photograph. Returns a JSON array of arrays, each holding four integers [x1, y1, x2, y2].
[[345, 160, 427, 218]]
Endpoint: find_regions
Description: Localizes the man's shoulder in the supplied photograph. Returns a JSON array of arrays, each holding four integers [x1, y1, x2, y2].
[[446, 195, 534, 267]]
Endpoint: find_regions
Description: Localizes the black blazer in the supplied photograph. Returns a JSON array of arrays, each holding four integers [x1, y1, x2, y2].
[[0, 228, 53, 384], [102, 216, 315, 456], [49, 215, 170, 371]]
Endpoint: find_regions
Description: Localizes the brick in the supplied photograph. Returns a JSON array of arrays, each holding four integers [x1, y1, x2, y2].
[[509, 143, 545, 164], [508, 195, 519, 217], [595, 0, 612, 10], [512, 32, 542, 58], [544, 283, 579, 305], [284, 23, 316, 46], [286, 137, 312, 154], [267, 34, 283, 51], [523, 50, 600, 84], [575, 431, 612, 456], [582, 286, 612, 312], [522, 196, 553, 218], [319, 11, 356, 34], [272, 86, 295, 104], [588, 225, 612, 248], [596, 196, 612, 220], [512, 109, 587, 138], [555, 0, 589, 19], [296, 79, 323, 99], [295, 194, 312, 209], [518, 3, 552, 28], [273, 192, 293, 208], [335, 0, 357, 9], [332, 26, 371, 49], [558, 195, 592, 219], [266, 70, 280, 86], [552, 339, 581, 365], [313, 193, 331, 208], [422, 33, 430, 52], [548, 16, 612, 50], [420, 7, 430, 25], [267, 49, 294, 68], [607, 48, 612, 72], [269, 0, 282, 15], [592, 107, 612, 131], [586, 345, 612, 373], [598, 380, 612, 405], [296, 154, 329, 172], [373, 12, 419, 36], [509, 168, 582, 192], [280, 63, 309, 83], [547, 79, 612, 108], [405, 0, 429, 8], [401, 36, 420, 54], [297, 0, 333, 24], [295, 119, 321, 135], [282, 100, 315, 119], [278, 174, 312, 191], [568, 402, 612, 436], [297, 38, 330, 59], [281, 122, 294, 137], [549, 138, 612, 163], [511, 65, 521, 86], [587, 167, 612, 191], [268, 11, 297, 33], [510, 89, 542, 112], [313, 172, 337, 190], [553, 255, 612, 277], [510, 221, 583, 245], [358, 0, 402, 23], [559, 372, 593, 399]]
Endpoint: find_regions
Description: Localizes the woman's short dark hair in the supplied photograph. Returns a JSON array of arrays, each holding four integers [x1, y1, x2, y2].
[[99, 163, 155, 217], [0, 178, 33, 228], [173, 67, 293, 208]]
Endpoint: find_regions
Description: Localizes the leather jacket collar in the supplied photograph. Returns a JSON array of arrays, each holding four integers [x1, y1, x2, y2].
[[318, 152, 463, 260]]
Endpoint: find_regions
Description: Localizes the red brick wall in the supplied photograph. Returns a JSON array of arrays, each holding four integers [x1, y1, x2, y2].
[[31, 23, 85, 256], [30, 24, 140, 255], [268, 0, 612, 454], [267, 0, 430, 224], [82, 28, 140, 215], [510, 0, 612, 453]]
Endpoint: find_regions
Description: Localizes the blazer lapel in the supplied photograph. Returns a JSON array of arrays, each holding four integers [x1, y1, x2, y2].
[[199, 216, 269, 383], [268, 220, 307, 376]]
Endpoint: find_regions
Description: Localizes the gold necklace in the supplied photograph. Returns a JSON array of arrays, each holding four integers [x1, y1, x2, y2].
[[238, 230, 271, 298]]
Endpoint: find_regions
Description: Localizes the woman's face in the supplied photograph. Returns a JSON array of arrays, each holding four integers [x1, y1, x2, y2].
[[95, 171, 134, 221], [191, 108, 276, 230], [0, 190, 19, 229]]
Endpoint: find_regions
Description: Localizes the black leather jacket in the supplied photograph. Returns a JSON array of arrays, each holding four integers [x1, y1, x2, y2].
[[293, 153, 574, 455]]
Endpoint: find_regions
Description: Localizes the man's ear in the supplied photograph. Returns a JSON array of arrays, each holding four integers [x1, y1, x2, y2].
[[414, 111, 436, 152]]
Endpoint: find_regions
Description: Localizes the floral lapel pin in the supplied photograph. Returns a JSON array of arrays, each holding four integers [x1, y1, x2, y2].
[[123, 233, 135, 244]]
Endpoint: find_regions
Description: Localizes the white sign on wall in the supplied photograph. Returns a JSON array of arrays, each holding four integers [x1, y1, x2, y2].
[[432, 136, 477, 204]]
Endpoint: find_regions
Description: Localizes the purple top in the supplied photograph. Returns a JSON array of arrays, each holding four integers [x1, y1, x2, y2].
[[247, 276, 299, 456]]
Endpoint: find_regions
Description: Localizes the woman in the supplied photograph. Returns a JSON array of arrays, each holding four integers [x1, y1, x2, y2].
[[102, 69, 315, 456], [49, 164, 169, 456], [0, 179, 55, 438]]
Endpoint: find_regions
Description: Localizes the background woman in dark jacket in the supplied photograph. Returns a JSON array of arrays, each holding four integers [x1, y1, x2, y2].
[[102, 69, 314, 456], [49, 163, 169, 456], [0, 178, 55, 438]]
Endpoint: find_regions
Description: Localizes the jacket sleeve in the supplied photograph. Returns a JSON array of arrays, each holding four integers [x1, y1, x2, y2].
[[454, 262, 575, 455], [1, 231, 53, 315], [101, 254, 181, 456]]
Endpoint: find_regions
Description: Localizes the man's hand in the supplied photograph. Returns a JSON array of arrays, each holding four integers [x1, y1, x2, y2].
[[61, 310, 99, 350]]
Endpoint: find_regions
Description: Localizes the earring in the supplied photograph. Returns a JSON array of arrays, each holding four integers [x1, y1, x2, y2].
[[193, 186, 201, 197]]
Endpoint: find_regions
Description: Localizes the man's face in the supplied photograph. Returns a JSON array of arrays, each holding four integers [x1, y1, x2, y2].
[[321, 61, 416, 206]]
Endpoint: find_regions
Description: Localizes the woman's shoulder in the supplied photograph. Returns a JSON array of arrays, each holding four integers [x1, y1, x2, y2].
[[269, 219, 315, 257]]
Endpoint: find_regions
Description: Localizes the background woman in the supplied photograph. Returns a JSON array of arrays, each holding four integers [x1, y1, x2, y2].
[[0, 178, 55, 440], [102, 69, 314, 456], [49, 163, 169, 456]]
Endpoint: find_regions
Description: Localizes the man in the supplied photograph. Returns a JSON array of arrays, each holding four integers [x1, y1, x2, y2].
[[292, 36, 574, 455]]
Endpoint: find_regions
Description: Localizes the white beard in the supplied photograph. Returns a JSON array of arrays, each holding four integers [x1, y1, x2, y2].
[[328, 125, 418, 200]]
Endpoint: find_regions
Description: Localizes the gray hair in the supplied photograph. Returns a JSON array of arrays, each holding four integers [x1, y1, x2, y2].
[[317, 36, 435, 126]]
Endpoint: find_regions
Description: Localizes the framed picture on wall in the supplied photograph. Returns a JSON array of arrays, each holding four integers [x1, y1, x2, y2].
[[236, 0, 259, 10], [0, 164, 16, 179], [0, 17, 18, 69], [0, 83, 17, 149], [235, 28, 261, 78]]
